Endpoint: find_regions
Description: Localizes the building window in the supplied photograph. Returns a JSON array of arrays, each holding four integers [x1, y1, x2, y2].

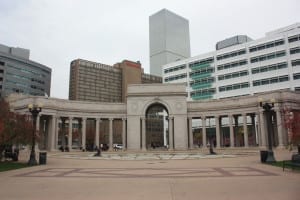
[[251, 62, 288, 74], [293, 73, 300, 80], [189, 67, 214, 78], [290, 47, 300, 55], [191, 88, 216, 100], [288, 34, 300, 43], [0, 61, 5, 66], [164, 64, 186, 74], [250, 50, 286, 63], [164, 73, 187, 82], [219, 82, 249, 92], [190, 77, 215, 86], [217, 59, 247, 71], [218, 70, 249, 80], [249, 39, 285, 52], [189, 57, 214, 68], [216, 49, 246, 61], [252, 75, 289, 86], [292, 59, 300, 67]]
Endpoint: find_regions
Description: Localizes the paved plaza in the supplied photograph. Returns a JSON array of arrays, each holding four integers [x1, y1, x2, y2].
[[0, 150, 299, 200]]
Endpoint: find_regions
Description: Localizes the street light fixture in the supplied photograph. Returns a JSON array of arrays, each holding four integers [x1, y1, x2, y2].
[[259, 99, 276, 162], [28, 103, 42, 165]]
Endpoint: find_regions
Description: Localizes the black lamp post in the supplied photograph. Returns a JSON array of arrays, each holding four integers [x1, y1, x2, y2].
[[28, 104, 42, 166], [259, 100, 276, 163]]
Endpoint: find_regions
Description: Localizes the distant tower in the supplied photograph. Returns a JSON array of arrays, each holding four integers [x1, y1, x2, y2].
[[149, 9, 191, 76]]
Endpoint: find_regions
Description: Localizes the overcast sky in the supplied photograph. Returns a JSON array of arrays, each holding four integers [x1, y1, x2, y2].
[[0, 0, 299, 99]]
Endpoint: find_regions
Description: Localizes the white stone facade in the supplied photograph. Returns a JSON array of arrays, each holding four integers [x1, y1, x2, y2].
[[7, 84, 300, 151]]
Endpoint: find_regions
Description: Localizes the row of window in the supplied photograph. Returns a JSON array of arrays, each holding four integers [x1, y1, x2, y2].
[[251, 62, 287, 74], [190, 77, 215, 86], [253, 75, 289, 86], [5, 80, 31, 89], [249, 39, 284, 53], [288, 34, 300, 43], [290, 47, 300, 55], [164, 73, 187, 82], [189, 67, 214, 77], [6, 72, 45, 85], [250, 50, 286, 63], [164, 64, 186, 74], [219, 82, 249, 92], [7, 64, 48, 78], [217, 59, 247, 71], [189, 57, 214, 67], [30, 85, 45, 92], [216, 49, 246, 61], [218, 70, 248, 81], [191, 88, 216, 97]]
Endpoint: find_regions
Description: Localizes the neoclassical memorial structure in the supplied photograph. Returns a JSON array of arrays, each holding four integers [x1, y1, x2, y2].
[[7, 84, 300, 151]]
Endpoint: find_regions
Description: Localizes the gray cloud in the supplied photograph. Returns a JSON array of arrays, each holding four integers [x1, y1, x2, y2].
[[0, 0, 299, 98]]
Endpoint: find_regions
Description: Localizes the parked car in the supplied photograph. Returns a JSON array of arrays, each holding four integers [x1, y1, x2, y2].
[[113, 144, 123, 150]]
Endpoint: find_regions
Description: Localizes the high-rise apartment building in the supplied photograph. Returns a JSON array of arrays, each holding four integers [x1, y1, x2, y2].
[[0, 44, 51, 98], [69, 59, 161, 102], [149, 9, 191, 76], [162, 23, 300, 101]]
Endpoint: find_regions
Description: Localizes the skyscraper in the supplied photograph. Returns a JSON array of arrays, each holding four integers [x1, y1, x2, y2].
[[0, 43, 51, 98], [149, 9, 191, 76]]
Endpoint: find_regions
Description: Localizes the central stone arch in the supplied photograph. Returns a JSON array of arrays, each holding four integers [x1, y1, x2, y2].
[[126, 84, 188, 151], [145, 103, 169, 149]]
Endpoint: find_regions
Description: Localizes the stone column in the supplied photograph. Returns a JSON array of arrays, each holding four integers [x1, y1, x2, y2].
[[49, 115, 56, 151], [229, 115, 234, 147], [202, 116, 207, 148], [169, 117, 174, 150], [68, 117, 73, 151], [61, 118, 66, 148], [275, 109, 284, 148], [141, 117, 146, 151], [188, 117, 193, 149], [55, 116, 60, 149], [82, 117, 87, 150], [259, 111, 267, 148], [109, 118, 113, 150], [215, 115, 220, 148], [95, 118, 100, 148], [36, 114, 40, 132], [122, 118, 126, 150], [242, 114, 249, 147], [256, 112, 261, 146], [250, 114, 256, 146]]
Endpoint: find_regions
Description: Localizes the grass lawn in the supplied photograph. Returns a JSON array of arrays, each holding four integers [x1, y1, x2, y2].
[[268, 160, 300, 171], [0, 162, 29, 172]]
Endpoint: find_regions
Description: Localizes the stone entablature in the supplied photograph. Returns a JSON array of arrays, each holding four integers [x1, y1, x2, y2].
[[9, 95, 127, 119]]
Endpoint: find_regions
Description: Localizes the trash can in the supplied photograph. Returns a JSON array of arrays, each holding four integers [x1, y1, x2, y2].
[[260, 150, 268, 163], [39, 152, 47, 165]]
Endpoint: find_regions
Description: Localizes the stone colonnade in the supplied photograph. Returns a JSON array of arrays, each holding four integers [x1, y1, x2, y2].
[[36, 115, 126, 151], [187, 107, 285, 149]]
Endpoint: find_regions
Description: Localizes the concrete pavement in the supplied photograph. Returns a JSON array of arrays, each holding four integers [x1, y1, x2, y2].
[[0, 149, 299, 200]]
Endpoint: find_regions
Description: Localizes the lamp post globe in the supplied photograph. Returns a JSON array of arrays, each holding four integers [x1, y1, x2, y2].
[[28, 104, 42, 166]]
